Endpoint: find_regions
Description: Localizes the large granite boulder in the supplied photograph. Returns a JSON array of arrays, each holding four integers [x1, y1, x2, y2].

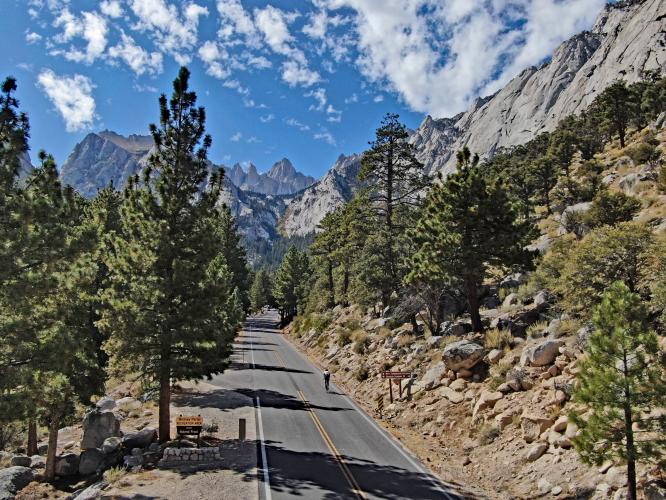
[[0, 466, 34, 500], [79, 449, 105, 476], [122, 428, 157, 449], [81, 409, 121, 449], [443, 340, 484, 372], [523, 339, 565, 367], [55, 453, 80, 477]]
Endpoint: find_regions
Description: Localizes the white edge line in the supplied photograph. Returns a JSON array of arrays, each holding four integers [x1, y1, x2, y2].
[[256, 397, 271, 500], [336, 386, 457, 499]]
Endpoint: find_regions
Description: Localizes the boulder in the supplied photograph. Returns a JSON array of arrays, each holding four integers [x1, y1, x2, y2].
[[552, 416, 568, 432], [72, 480, 108, 500], [448, 378, 467, 391], [495, 408, 520, 430], [122, 427, 157, 449], [79, 448, 105, 476], [116, 397, 141, 412], [546, 318, 562, 337], [528, 340, 564, 367], [472, 391, 503, 418], [101, 437, 122, 455], [37, 444, 48, 455], [502, 293, 520, 308], [443, 341, 484, 372], [9, 456, 30, 468], [95, 396, 116, 411], [438, 386, 464, 404], [443, 323, 468, 337], [55, 453, 79, 476], [521, 414, 554, 443], [29, 456, 45, 469], [0, 467, 34, 500], [645, 480, 666, 500], [525, 442, 548, 462], [500, 273, 526, 289], [81, 409, 121, 449], [533, 290, 550, 308], [420, 362, 446, 390], [487, 349, 503, 365], [426, 336, 443, 349]]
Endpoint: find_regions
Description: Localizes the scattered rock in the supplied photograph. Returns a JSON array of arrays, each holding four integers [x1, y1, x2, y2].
[[526, 340, 564, 367], [9, 456, 31, 468], [101, 437, 122, 455], [521, 414, 554, 443], [426, 336, 443, 348], [0, 467, 34, 500], [487, 349, 503, 365], [72, 480, 108, 500], [438, 386, 464, 404], [552, 416, 568, 432], [29, 456, 45, 469], [526, 443, 548, 462], [448, 378, 467, 391], [472, 391, 503, 418], [502, 293, 520, 308], [95, 396, 116, 411], [420, 362, 446, 390], [443, 340, 484, 372], [81, 409, 121, 449], [122, 427, 157, 449], [645, 479, 666, 500], [495, 409, 519, 430], [500, 273, 526, 289], [79, 448, 105, 476], [116, 397, 141, 412], [55, 453, 80, 477], [551, 485, 562, 496], [37, 444, 48, 455], [533, 290, 550, 308]]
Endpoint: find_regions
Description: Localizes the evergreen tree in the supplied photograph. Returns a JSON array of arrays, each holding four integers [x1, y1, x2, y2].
[[215, 204, 250, 310], [101, 68, 243, 442], [310, 210, 342, 308], [250, 268, 273, 312], [358, 113, 429, 304], [408, 147, 533, 332], [570, 282, 666, 500], [598, 80, 636, 149], [272, 245, 309, 323]]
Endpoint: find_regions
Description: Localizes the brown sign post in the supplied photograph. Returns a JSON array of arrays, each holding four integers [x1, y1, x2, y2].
[[381, 371, 412, 404]]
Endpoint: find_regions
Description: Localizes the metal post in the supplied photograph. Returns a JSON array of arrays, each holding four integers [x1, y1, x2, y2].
[[388, 378, 393, 404], [398, 379, 402, 398], [239, 418, 246, 440]]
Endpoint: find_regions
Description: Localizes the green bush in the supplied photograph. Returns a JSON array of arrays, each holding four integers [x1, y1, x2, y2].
[[355, 364, 369, 381], [625, 141, 660, 165], [586, 190, 641, 228], [311, 313, 332, 334], [337, 329, 352, 347]]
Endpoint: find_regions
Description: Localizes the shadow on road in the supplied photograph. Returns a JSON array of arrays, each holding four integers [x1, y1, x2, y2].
[[166, 438, 469, 500]]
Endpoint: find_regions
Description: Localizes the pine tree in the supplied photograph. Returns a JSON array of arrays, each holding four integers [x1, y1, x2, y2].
[[310, 211, 342, 308], [250, 268, 273, 312], [272, 245, 309, 323], [408, 147, 533, 332], [570, 281, 666, 500], [215, 204, 250, 310], [358, 113, 429, 305], [598, 80, 636, 149], [101, 68, 244, 442]]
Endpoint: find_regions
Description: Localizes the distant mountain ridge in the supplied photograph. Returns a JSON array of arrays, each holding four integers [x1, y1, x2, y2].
[[226, 158, 316, 195]]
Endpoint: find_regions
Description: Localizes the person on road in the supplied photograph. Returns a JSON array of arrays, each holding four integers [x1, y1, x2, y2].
[[323, 369, 331, 391]]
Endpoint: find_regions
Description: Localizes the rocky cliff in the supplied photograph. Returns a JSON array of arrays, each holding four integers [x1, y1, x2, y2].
[[411, 0, 666, 174], [278, 154, 361, 237]]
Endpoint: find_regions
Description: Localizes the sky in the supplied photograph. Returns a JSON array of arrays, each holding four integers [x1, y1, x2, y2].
[[0, 0, 607, 179]]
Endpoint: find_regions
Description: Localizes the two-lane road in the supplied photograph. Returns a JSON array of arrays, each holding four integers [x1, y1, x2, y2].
[[207, 310, 464, 500]]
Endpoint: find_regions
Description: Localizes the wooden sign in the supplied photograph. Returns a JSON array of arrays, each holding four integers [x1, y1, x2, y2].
[[381, 371, 412, 379], [176, 415, 203, 447]]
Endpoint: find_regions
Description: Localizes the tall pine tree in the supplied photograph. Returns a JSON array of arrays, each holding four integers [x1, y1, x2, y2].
[[101, 68, 244, 442]]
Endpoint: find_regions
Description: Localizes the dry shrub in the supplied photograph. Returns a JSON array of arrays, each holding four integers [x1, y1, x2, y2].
[[103, 466, 127, 485], [526, 320, 548, 338], [484, 328, 513, 349], [397, 334, 415, 348], [477, 425, 500, 445]]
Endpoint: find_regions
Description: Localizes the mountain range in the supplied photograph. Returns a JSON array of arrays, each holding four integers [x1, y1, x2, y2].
[[53, 0, 665, 255]]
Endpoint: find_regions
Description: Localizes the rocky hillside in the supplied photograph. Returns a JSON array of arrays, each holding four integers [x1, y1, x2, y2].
[[279, 154, 361, 237], [284, 124, 666, 499], [411, 0, 666, 174], [226, 158, 315, 195]]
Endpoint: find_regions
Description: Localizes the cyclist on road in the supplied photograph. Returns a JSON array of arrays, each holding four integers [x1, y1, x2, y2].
[[323, 369, 331, 391]]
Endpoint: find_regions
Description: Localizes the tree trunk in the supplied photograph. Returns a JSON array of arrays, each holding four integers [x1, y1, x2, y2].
[[465, 277, 483, 332], [327, 260, 335, 308], [158, 366, 171, 443], [410, 313, 419, 336], [44, 422, 59, 482], [26, 421, 38, 456], [342, 269, 349, 307], [624, 400, 637, 499]]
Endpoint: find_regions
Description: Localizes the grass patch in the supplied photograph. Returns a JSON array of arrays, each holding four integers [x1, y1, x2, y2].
[[352, 331, 370, 354], [337, 328, 352, 347], [397, 334, 415, 348], [554, 318, 581, 338], [103, 466, 128, 485], [527, 320, 548, 338], [484, 328, 513, 350]]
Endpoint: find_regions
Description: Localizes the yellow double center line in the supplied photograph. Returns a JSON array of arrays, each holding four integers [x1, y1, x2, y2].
[[273, 350, 366, 499], [298, 390, 367, 500]]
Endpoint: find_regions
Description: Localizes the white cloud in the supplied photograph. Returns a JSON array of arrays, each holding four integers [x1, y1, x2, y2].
[[37, 69, 96, 132], [260, 113, 275, 123], [246, 54, 272, 69], [128, 0, 208, 62], [373, 94, 384, 103], [344, 93, 358, 104], [108, 31, 163, 75], [285, 118, 310, 132], [314, 129, 336, 145], [224, 79, 250, 95], [198, 40, 229, 79], [230, 132, 242, 142], [217, 0, 259, 45], [325, 0, 604, 118], [133, 83, 158, 93], [306, 88, 327, 111], [246, 136, 260, 143], [100, 0, 123, 18], [326, 104, 342, 122], [281, 60, 320, 87], [26, 32, 42, 43], [53, 9, 108, 63]]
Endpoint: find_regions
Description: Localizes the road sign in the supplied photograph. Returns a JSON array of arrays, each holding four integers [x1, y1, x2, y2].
[[381, 371, 412, 379]]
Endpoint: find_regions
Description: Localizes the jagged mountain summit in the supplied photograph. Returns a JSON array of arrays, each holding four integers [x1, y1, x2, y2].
[[226, 158, 315, 195]]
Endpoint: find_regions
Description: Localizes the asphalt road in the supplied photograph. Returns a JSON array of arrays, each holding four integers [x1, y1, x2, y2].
[[207, 310, 464, 500]]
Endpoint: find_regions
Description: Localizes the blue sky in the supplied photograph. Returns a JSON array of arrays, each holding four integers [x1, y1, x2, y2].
[[0, 0, 605, 179]]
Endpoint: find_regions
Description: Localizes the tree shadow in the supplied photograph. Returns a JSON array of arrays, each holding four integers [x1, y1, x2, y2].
[[232, 363, 312, 375], [168, 439, 472, 500]]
